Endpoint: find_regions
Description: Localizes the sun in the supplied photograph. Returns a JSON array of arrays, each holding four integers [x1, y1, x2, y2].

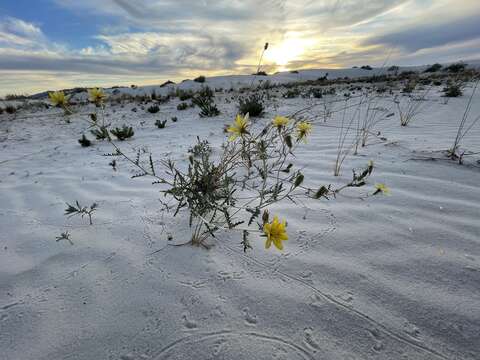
[[264, 35, 314, 69]]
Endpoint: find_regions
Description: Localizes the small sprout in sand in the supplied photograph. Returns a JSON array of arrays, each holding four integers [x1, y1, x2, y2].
[[296, 121, 312, 141], [155, 119, 167, 129], [64, 201, 98, 225], [263, 215, 288, 250], [111, 125, 134, 140], [78, 134, 92, 147], [272, 115, 289, 130], [88, 88, 107, 106], [56, 231, 73, 245], [227, 113, 250, 141], [374, 183, 390, 195]]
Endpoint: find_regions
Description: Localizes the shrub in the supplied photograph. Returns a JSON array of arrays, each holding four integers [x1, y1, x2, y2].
[[192, 87, 219, 117], [82, 111, 382, 250], [0, 107, 3, 114], [177, 102, 189, 111], [111, 125, 134, 140], [171, 116, 178, 122], [5, 105, 16, 114], [177, 89, 193, 101], [424, 63, 442, 73], [147, 105, 160, 113], [91, 126, 110, 140], [155, 119, 167, 129], [304, 88, 323, 99], [253, 71, 268, 76], [78, 134, 92, 147], [283, 88, 301, 98], [188, 137, 212, 157], [290, 70, 299, 74], [443, 84, 462, 97], [238, 93, 264, 117], [194, 75, 206, 83], [361, 65, 373, 70], [446, 63, 467, 73]]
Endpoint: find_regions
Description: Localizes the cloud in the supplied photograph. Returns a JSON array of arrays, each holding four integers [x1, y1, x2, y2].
[[0, 17, 46, 49], [364, 14, 480, 52]]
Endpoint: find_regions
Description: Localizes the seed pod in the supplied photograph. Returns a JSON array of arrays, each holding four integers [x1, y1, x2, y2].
[[284, 135, 293, 148], [262, 209, 269, 225], [294, 172, 304, 187], [314, 185, 328, 199]]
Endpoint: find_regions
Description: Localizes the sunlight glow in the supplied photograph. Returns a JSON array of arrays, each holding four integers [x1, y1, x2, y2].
[[264, 34, 315, 69]]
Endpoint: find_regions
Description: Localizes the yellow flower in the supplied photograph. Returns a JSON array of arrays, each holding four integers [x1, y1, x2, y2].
[[227, 113, 249, 141], [264, 215, 288, 250], [88, 88, 107, 105], [296, 121, 312, 141], [272, 115, 289, 129], [48, 91, 68, 107], [374, 183, 390, 195]]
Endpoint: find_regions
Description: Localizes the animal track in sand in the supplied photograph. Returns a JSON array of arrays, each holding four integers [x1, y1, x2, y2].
[[243, 307, 258, 325], [181, 312, 198, 330], [152, 330, 315, 360]]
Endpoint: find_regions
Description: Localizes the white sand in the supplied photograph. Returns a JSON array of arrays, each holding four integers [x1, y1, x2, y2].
[[1, 70, 480, 360]]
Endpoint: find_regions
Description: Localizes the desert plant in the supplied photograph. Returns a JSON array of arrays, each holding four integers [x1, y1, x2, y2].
[[192, 87, 219, 117], [5, 105, 16, 114], [91, 126, 110, 140], [111, 125, 134, 140], [283, 88, 301, 98], [443, 84, 463, 97], [361, 65, 373, 70], [449, 80, 480, 161], [446, 63, 467, 73], [238, 93, 264, 117], [147, 104, 160, 113], [188, 137, 212, 157], [194, 75, 206, 83], [155, 119, 167, 129], [78, 134, 92, 147], [177, 102, 189, 111], [171, 116, 178, 122], [395, 87, 430, 126], [64, 201, 97, 225], [424, 63, 442, 73], [48, 91, 72, 115], [83, 110, 382, 250]]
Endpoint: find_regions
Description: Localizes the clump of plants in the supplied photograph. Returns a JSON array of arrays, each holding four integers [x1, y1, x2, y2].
[[5, 105, 17, 114], [238, 93, 264, 117], [111, 125, 134, 140], [64, 201, 98, 225], [192, 87, 219, 117], [147, 104, 160, 113], [446, 63, 467, 73], [155, 119, 167, 129], [424, 63, 442, 73], [194, 75, 206, 83], [78, 134, 92, 147], [283, 88, 301, 98], [443, 84, 463, 97], [188, 137, 212, 157], [177, 102, 189, 111], [171, 116, 178, 122]]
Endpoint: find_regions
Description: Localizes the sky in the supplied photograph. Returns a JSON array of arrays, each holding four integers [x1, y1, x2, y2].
[[1, 0, 480, 95]]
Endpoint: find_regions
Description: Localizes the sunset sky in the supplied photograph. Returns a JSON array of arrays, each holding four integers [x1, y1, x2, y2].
[[1, 0, 479, 95]]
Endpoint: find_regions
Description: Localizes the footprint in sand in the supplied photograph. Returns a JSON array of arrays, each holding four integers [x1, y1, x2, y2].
[[303, 328, 320, 352], [243, 307, 258, 325], [368, 328, 384, 352], [182, 313, 197, 329]]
